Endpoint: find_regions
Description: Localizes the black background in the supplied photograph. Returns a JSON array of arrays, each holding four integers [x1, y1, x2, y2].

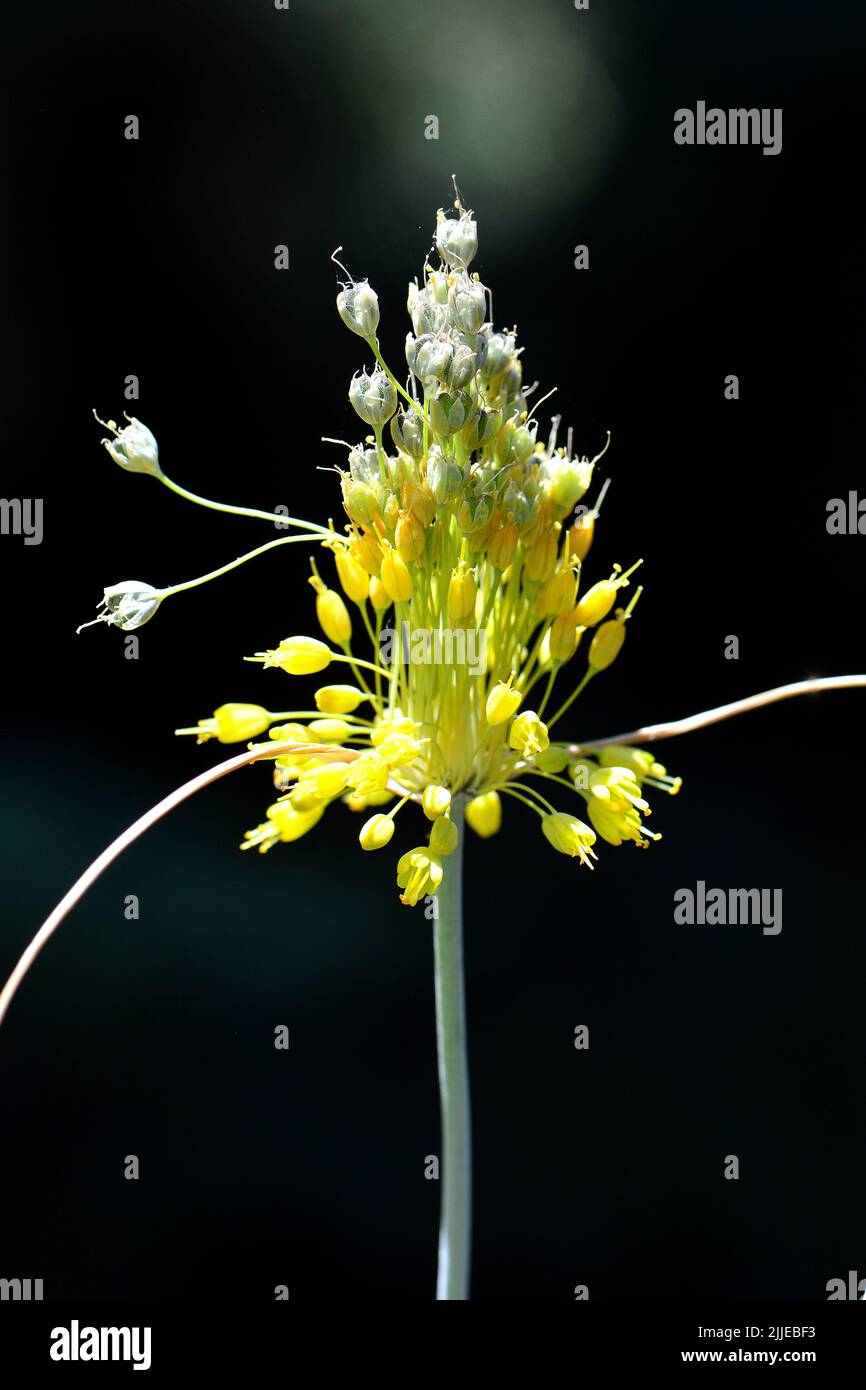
[[1, 0, 864, 1300]]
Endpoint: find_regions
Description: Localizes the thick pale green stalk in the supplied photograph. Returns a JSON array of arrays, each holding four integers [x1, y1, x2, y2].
[[432, 796, 472, 1300]]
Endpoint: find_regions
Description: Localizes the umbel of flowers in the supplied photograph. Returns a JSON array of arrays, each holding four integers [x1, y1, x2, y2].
[[85, 196, 681, 907]]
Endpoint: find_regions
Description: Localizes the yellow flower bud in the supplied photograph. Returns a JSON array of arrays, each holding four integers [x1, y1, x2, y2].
[[465, 790, 502, 838], [312, 582, 352, 645], [573, 563, 641, 628], [314, 684, 365, 714], [380, 544, 413, 603], [308, 718, 353, 742], [241, 800, 325, 853], [588, 616, 626, 671], [349, 528, 383, 576], [176, 702, 272, 744], [369, 576, 391, 611], [257, 636, 332, 675], [334, 548, 370, 604], [290, 763, 351, 806], [549, 611, 582, 663], [359, 812, 396, 850], [573, 580, 618, 628], [429, 816, 459, 855], [538, 564, 577, 616], [566, 511, 595, 563], [485, 674, 522, 725], [509, 710, 549, 756], [447, 563, 477, 622], [422, 784, 452, 820], [541, 811, 597, 866], [523, 529, 559, 583], [489, 521, 519, 571], [395, 509, 426, 563]]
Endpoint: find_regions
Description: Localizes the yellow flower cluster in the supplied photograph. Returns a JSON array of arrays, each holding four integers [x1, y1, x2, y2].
[[91, 197, 682, 908]]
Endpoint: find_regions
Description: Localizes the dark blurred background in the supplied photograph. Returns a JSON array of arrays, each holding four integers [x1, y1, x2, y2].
[[1, 0, 864, 1300]]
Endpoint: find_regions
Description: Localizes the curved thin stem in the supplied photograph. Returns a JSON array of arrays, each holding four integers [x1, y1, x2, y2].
[[571, 676, 866, 752], [0, 740, 346, 1029], [432, 796, 471, 1300], [160, 473, 332, 537]]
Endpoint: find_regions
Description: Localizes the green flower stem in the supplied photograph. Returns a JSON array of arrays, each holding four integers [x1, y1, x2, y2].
[[432, 796, 472, 1300], [160, 473, 332, 537]]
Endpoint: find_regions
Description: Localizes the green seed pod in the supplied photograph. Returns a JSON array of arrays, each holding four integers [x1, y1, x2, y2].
[[448, 275, 487, 334], [349, 368, 397, 427], [390, 407, 425, 461], [409, 285, 448, 336], [426, 445, 464, 504], [460, 406, 500, 454], [435, 209, 478, 269], [481, 331, 516, 382], [430, 389, 472, 438], [445, 340, 478, 391], [411, 333, 454, 386]]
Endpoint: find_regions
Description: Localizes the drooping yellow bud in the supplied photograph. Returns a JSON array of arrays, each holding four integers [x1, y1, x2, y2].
[[549, 611, 582, 663], [541, 811, 597, 866], [314, 684, 365, 714], [290, 762, 350, 803], [380, 543, 413, 603], [359, 812, 396, 850], [588, 616, 626, 671], [334, 548, 370, 604], [538, 564, 577, 617], [369, 576, 391, 612], [309, 564, 353, 645], [175, 702, 272, 744], [396, 846, 444, 906], [509, 710, 549, 756], [241, 800, 325, 853], [447, 563, 477, 622], [597, 745, 681, 794], [465, 790, 502, 838], [349, 528, 383, 576], [422, 784, 452, 820], [523, 528, 559, 583], [485, 673, 522, 725], [429, 816, 459, 855]]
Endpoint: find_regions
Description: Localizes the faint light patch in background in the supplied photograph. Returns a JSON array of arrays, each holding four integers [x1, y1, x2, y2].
[[315, 0, 624, 244]]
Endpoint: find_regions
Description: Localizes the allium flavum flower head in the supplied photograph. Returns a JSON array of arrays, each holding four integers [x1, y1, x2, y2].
[[85, 190, 681, 906]]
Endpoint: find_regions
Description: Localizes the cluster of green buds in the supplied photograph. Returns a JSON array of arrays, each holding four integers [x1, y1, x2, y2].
[[85, 194, 681, 906]]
